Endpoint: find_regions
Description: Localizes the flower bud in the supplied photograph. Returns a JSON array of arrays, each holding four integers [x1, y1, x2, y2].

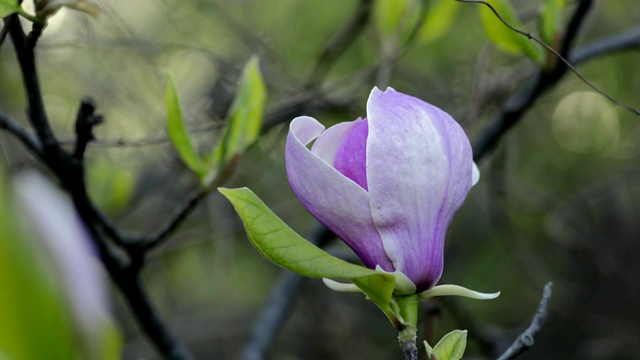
[[286, 87, 478, 292]]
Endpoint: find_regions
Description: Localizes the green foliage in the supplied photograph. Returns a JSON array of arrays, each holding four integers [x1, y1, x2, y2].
[[424, 330, 467, 360], [165, 71, 211, 180], [539, 0, 565, 45], [479, 0, 544, 63], [0, 0, 19, 17], [218, 187, 398, 322], [374, 0, 414, 37], [87, 160, 135, 214], [373, 0, 420, 46], [417, 0, 462, 43], [166, 57, 265, 188], [210, 56, 266, 180]]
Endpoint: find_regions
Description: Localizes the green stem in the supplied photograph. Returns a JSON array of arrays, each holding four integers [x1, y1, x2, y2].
[[396, 294, 419, 360], [18, 9, 44, 25]]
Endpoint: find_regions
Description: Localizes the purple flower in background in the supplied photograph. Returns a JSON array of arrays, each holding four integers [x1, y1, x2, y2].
[[14, 172, 112, 342], [286, 87, 479, 292]]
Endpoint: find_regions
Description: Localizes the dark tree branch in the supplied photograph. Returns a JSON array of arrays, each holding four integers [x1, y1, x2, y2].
[[8, 21, 57, 149], [571, 25, 640, 65], [55, 21, 640, 151], [0, 111, 43, 157], [472, 0, 595, 163], [6, 15, 194, 360], [307, 0, 373, 87], [0, 19, 11, 51], [239, 225, 335, 360], [73, 96, 103, 160], [240, 271, 306, 360], [497, 282, 553, 360], [142, 188, 208, 251]]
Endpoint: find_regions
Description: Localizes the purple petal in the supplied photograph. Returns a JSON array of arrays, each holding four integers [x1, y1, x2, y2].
[[366, 88, 473, 291], [310, 118, 361, 164], [334, 118, 369, 190], [286, 116, 394, 271]]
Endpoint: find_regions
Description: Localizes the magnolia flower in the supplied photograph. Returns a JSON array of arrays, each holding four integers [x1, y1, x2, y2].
[[286, 87, 480, 293]]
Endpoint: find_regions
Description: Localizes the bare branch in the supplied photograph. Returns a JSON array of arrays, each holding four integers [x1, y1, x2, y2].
[[472, 0, 596, 162], [307, 0, 374, 87], [0, 19, 11, 51], [459, 0, 639, 117], [571, 25, 640, 65], [0, 111, 42, 157], [142, 188, 208, 251], [240, 225, 335, 360], [73, 97, 103, 160], [497, 282, 553, 360]]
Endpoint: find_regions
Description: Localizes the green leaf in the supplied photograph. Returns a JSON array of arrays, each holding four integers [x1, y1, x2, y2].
[[424, 340, 434, 359], [219, 187, 384, 279], [417, 0, 462, 43], [539, 0, 565, 45], [479, 0, 544, 63], [0, 0, 20, 17], [352, 274, 396, 322], [219, 187, 397, 321], [432, 330, 467, 360], [165, 71, 210, 180], [209, 56, 265, 181]]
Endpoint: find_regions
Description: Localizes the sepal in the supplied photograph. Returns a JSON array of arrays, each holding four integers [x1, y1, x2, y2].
[[418, 284, 500, 300]]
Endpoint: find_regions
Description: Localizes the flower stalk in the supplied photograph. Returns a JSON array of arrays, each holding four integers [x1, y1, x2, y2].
[[395, 294, 419, 360]]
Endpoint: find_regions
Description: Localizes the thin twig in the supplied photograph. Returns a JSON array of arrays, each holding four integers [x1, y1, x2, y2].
[[0, 111, 43, 156], [50, 22, 640, 151], [73, 96, 103, 160], [239, 225, 335, 360], [570, 24, 640, 65], [307, 0, 373, 87], [497, 282, 553, 360], [472, 0, 595, 162], [0, 19, 11, 51], [459, 0, 639, 116], [142, 188, 208, 251]]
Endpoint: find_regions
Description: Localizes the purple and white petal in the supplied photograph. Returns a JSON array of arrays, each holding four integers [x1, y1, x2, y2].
[[366, 87, 473, 291], [334, 118, 369, 190], [310, 118, 363, 165], [286, 116, 394, 271]]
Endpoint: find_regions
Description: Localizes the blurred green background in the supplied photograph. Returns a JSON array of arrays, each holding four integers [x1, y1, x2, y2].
[[1, 0, 640, 359]]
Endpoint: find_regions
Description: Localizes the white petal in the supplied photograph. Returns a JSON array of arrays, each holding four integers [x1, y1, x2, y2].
[[322, 278, 362, 292], [417, 284, 500, 300], [472, 162, 480, 186], [311, 118, 363, 164], [374, 265, 417, 295]]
